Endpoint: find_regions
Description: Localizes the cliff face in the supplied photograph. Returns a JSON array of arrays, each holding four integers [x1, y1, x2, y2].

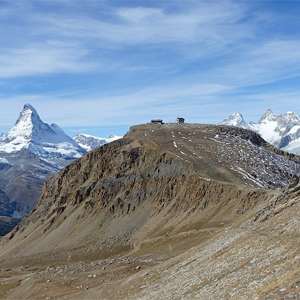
[[1, 136, 270, 261], [1, 124, 300, 299]]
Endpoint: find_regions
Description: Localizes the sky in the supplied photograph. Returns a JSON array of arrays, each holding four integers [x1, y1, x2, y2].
[[1, 0, 300, 138]]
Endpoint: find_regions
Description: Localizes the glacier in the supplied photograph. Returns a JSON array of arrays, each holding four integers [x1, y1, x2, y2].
[[220, 109, 300, 155]]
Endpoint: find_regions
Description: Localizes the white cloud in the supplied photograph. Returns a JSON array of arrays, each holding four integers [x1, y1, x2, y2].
[[205, 39, 300, 88], [0, 1, 249, 78], [1, 0, 300, 136], [0, 41, 95, 78], [28, 1, 247, 50], [116, 7, 163, 24]]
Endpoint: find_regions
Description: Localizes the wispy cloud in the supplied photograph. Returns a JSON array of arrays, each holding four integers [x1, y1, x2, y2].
[[38, 2, 247, 45], [0, 41, 96, 78], [211, 39, 300, 87], [1, 1, 300, 136], [0, 1, 250, 78]]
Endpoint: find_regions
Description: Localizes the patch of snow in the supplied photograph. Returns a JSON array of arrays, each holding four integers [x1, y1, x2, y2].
[[209, 137, 223, 143], [0, 157, 9, 164], [282, 138, 300, 155], [250, 121, 281, 145], [288, 125, 300, 135], [148, 139, 158, 147], [172, 141, 186, 155]]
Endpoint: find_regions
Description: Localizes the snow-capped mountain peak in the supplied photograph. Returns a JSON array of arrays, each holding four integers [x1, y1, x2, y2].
[[0, 103, 85, 158], [0, 103, 122, 219], [7, 103, 43, 141], [220, 109, 300, 155], [219, 112, 248, 128], [282, 111, 300, 128], [258, 108, 276, 123]]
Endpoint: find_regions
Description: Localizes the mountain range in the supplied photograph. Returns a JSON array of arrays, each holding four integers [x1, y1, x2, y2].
[[1, 123, 300, 299], [0, 104, 121, 233], [73, 133, 122, 151], [220, 109, 300, 155]]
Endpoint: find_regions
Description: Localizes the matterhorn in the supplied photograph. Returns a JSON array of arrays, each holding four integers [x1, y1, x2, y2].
[[0, 103, 84, 159], [0, 104, 120, 235], [0, 104, 86, 221]]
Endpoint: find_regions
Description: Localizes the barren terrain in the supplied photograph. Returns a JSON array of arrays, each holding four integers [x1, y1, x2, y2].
[[0, 124, 300, 299]]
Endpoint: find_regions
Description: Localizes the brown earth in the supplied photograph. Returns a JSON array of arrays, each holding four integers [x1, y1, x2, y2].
[[0, 124, 300, 299]]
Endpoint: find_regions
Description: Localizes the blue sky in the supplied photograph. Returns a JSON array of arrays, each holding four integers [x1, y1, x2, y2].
[[1, 0, 300, 137]]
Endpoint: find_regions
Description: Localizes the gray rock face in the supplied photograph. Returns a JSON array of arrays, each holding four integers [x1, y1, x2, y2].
[[0, 189, 14, 217]]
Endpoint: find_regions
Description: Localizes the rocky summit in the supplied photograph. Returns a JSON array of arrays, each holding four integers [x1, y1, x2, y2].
[[0, 123, 300, 299]]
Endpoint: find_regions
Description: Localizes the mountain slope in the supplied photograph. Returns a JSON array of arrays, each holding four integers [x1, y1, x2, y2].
[[0, 104, 86, 220], [1, 124, 300, 299], [105, 180, 300, 300], [220, 109, 300, 155]]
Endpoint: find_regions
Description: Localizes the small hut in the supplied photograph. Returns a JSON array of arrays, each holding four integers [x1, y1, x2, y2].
[[151, 119, 164, 124], [176, 117, 185, 124]]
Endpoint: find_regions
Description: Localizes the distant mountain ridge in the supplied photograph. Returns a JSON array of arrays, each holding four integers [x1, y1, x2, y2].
[[73, 133, 122, 151], [220, 109, 300, 155]]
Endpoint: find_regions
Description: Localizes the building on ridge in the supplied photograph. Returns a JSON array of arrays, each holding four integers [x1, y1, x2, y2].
[[176, 117, 185, 124], [150, 119, 164, 124]]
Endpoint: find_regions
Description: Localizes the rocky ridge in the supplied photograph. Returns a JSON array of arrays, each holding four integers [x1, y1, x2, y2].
[[0, 124, 300, 299]]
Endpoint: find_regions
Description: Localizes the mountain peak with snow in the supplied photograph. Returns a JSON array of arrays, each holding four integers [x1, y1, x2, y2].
[[72, 133, 122, 151], [23, 103, 37, 113], [8, 103, 48, 142], [258, 108, 276, 123], [282, 111, 300, 124], [0, 104, 122, 220], [219, 112, 248, 128], [220, 109, 300, 155], [0, 103, 85, 158], [15, 103, 42, 128]]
